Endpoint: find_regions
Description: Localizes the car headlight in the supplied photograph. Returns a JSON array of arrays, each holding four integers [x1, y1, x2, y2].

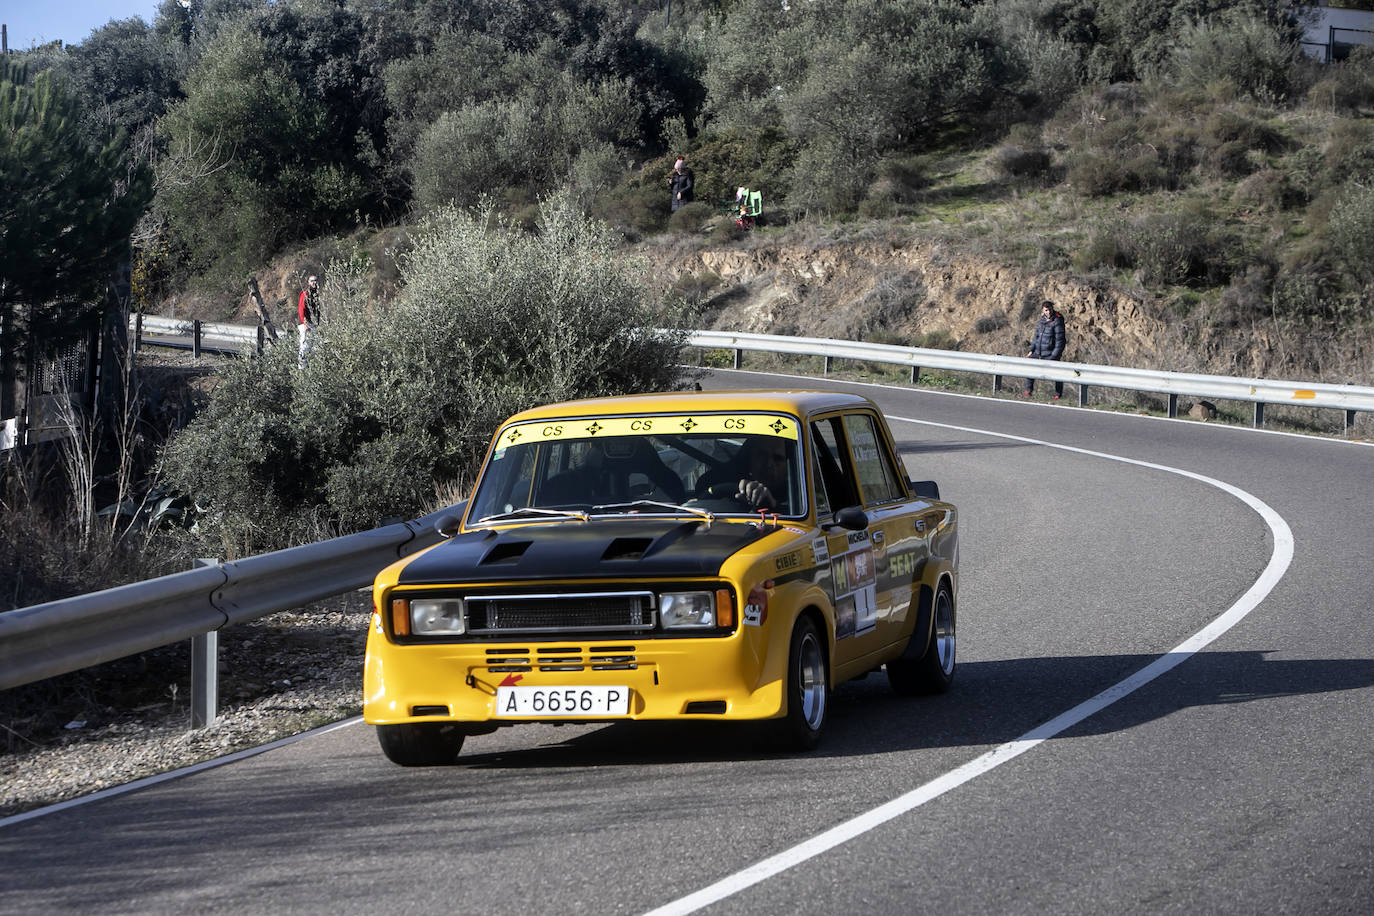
[[660, 590, 734, 629], [408, 598, 467, 635]]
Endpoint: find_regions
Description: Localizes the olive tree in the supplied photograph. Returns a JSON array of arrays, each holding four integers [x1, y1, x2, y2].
[[162, 192, 691, 554]]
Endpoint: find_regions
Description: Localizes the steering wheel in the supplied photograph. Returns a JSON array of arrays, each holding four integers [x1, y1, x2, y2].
[[697, 480, 740, 499]]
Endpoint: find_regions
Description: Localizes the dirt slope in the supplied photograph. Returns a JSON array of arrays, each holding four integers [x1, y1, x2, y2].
[[672, 237, 1170, 370]]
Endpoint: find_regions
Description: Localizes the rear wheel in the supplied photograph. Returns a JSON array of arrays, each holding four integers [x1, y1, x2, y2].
[[376, 723, 466, 766], [886, 581, 956, 696], [770, 615, 829, 751]]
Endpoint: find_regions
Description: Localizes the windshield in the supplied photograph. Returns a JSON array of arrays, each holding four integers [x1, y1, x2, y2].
[[469, 412, 805, 522]]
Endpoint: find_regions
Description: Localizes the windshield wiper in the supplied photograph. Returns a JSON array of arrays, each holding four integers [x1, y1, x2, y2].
[[476, 507, 590, 523], [590, 500, 715, 522]]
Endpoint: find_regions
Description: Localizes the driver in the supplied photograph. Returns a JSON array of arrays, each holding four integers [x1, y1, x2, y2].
[[735, 438, 791, 512]]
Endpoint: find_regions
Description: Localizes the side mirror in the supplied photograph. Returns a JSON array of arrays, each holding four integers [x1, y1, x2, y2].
[[909, 479, 940, 500], [826, 505, 869, 532], [434, 511, 462, 538]]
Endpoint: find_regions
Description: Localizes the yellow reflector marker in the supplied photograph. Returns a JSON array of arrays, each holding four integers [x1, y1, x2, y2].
[[390, 598, 410, 637], [1292, 390, 1315, 400], [715, 589, 734, 627]]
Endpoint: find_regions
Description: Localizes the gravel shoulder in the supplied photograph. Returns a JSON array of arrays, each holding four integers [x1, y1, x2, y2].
[[0, 593, 371, 820]]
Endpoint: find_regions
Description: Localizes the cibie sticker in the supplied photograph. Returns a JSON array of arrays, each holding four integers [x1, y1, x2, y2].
[[812, 537, 830, 564]]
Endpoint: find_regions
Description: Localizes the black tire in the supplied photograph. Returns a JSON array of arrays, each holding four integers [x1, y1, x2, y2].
[[376, 723, 466, 767], [886, 581, 956, 696], [769, 615, 829, 751]]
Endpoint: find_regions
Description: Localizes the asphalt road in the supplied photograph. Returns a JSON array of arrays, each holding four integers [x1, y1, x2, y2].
[[3, 369, 1371, 915]]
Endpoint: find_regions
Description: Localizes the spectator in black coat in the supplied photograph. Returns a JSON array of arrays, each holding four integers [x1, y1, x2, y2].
[[669, 158, 694, 212], [1024, 300, 1066, 398]]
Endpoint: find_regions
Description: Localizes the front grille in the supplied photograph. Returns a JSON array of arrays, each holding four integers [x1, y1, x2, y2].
[[466, 592, 656, 635], [484, 645, 638, 672]]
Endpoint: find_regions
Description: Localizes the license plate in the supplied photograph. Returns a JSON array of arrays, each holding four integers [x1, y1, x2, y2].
[[495, 685, 631, 717]]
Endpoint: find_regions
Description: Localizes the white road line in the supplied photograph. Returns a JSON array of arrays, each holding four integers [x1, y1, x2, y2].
[[645, 415, 1295, 916], [706, 365, 1373, 448], [0, 717, 363, 830]]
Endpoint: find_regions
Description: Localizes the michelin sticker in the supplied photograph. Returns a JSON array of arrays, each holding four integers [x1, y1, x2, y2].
[[832, 542, 878, 640]]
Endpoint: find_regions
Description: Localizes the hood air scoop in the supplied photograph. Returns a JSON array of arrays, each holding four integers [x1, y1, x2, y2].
[[601, 537, 654, 562]]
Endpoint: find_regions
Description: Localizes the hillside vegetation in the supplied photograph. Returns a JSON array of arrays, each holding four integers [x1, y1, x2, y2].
[[6, 0, 1374, 603]]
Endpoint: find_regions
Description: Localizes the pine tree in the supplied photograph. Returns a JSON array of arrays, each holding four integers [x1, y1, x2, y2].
[[0, 59, 150, 418]]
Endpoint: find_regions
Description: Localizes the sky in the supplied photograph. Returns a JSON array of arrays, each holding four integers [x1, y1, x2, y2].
[[2, 1, 165, 51]]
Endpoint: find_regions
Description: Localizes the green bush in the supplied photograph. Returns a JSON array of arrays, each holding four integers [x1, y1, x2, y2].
[[1232, 168, 1300, 212], [1326, 183, 1374, 289], [1319, 120, 1374, 188], [1117, 207, 1240, 287], [668, 201, 715, 235], [1066, 148, 1170, 196], [1306, 47, 1374, 113], [589, 184, 669, 239], [1072, 223, 1127, 272], [993, 142, 1053, 181], [162, 193, 691, 554], [992, 126, 1054, 182], [710, 218, 748, 243], [1170, 11, 1298, 104]]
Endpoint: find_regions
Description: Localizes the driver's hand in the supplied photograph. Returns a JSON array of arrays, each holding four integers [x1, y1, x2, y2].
[[736, 478, 777, 510]]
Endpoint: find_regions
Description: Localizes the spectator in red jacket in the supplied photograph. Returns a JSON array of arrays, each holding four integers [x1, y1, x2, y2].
[[297, 275, 319, 368]]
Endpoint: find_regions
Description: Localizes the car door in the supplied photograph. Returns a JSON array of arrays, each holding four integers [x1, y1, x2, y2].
[[808, 414, 885, 671], [838, 411, 925, 655]]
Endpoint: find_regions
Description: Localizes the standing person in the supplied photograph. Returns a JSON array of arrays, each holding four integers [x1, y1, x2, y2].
[[297, 274, 319, 368], [1024, 299, 1066, 398], [669, 157, 694, 212]]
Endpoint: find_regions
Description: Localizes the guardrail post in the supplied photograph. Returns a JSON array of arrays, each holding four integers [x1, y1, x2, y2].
[[190, 558, 220, 729], [1168, 394, 1178, 418], [193, 320, 203, 359], [992, 375, 1003, 393], [824, 355, 833, 375], [733, 348, 742, 370], [1346, 409, 1358, 434], [1253, 402, 1265, 428], [910, 365, 920, 384], [1078, 385, 1089, 408]]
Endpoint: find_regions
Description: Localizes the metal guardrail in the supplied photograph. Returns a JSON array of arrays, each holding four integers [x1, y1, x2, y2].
[[128, 313, 1374, 430], [686, 330, 1374, 431], [0, 503, 464, 691], [131, 313, 266, 357]]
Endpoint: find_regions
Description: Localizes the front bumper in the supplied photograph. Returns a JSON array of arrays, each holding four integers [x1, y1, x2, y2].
[[363, 622, 784, 725]]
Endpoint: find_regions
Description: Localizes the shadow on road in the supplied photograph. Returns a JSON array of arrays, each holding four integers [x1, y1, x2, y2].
[[449, 651, 1374, 767]]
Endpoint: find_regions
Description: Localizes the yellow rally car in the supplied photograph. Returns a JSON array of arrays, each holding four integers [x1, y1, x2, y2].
[[365, 390, 958, 765]]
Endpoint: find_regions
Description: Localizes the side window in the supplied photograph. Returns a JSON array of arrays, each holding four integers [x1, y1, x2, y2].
[[810, 417, 860, 510], [842, 413, 903, 505]]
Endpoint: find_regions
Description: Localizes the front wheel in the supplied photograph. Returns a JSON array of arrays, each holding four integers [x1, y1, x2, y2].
[[769, 616, 829, 751], [376, 723, 466, 766], [887, 582, 956, 696]]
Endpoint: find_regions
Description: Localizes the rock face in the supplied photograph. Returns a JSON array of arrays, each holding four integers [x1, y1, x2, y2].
[[675, 238, 1174, 371]]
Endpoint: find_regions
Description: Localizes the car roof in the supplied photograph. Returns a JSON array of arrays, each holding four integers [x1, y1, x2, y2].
[[502, 389, 878, 423]]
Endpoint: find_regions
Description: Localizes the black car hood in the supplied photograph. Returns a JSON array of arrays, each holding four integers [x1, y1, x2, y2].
[[397, 518, 776, 584]]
